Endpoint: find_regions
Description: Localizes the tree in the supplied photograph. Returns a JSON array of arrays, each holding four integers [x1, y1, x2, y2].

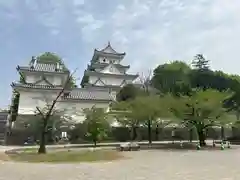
[[139, 70, 172, 144], [14, 112, 72, 144], [153, 118, 173, 141], [151, 60, 240, 95], [114, 95, 172, 143], [170, 89, 229, 146], [10, 91, 19, 123], [83, 106, 109, 146], [113, 100, 144, 140], [223, 89, 240, 120], [117, 84, 139, 102], [35, 69, 77, 154], [37, 52, 77, 88], [191, 54, 210, 70], [37, 52, 63, 64], [151, 61, 192, 96]]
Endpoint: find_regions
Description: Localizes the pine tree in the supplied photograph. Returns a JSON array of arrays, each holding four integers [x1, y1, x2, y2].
[[192, 54, 210, 70]]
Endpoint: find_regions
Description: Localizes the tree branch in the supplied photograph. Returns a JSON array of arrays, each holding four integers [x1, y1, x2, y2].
[[44, 68, 78, 119], [36, 106, 45, 119]]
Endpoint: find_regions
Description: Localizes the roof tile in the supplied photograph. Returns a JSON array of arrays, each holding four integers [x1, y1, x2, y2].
[[63, 89, 114, 101], [18, 63, 68, 73], [11, 83, 63, 90]]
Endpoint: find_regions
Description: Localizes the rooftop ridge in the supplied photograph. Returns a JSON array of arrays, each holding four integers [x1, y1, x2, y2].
[[99, 41, 117, 53], [71, 87, 112, 92], [17, 63, 69, 73], [94, 42, 126, 55]]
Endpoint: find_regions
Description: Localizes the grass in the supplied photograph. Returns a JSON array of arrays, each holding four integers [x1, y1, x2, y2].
[[5, 149, 124, 163]]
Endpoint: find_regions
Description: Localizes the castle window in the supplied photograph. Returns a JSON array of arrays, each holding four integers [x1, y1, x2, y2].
[[63, 92, 70, 97], [109, 66, 113, 72]]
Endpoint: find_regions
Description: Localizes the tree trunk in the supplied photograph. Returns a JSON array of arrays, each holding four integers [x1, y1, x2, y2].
[[131, 126, 137, 141], [155, 124, 159, 141], [38, 131, 46, 154], [221, 126, 225, 140], [38, 119, 47, 154], [237, 111, 240, 121], [147, 119, 152, 144], [198, 129, 206, 146], [189, 128, 193, 142], [93, 139, 97, 147]]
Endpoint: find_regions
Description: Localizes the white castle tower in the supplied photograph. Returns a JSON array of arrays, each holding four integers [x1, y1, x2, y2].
[[81, 42, 138, 99], [11, 43, 138, 122]]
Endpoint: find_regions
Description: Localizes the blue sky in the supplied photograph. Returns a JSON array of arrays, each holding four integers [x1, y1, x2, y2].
[[0, 0, 240, 108]]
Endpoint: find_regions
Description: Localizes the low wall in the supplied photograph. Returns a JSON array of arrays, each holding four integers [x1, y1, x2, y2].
[[5, 125, 232, 145]]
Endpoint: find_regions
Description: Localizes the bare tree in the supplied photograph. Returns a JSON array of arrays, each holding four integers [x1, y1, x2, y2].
[[138, 69, 153, 144], [35, 69, 77, 154], [138, 69, 152, 95]]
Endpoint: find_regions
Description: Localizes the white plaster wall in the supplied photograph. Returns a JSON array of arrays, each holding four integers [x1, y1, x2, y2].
[[53, 76, 62, 85], [24, 74, 64, 86], [17, 90, 110, 123], [58, 101, 109, 123], [98, 57, 121, 64], [89, 76, 125, 86], [18, 91, 60, 114], [88, 76, 98, 84], [101, 64, 121, 74], [118, 69, 126, 74], [25, 75, 38, 84], [101, 77, 125, 86], [125, 79, 134, 84]]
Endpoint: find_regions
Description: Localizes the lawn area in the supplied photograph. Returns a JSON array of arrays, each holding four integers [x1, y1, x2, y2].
[[5, 149, 124, 163]]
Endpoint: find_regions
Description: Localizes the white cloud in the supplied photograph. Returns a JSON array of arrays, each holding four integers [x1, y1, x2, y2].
[[100, 0, 240, 74], [50, 29, 60, 35], [77, 14, 95, 24], [1, 0, 240, 74], [0, 0, 16, 8], [2, 0, 240, 109], [73, 0, 85, 6]]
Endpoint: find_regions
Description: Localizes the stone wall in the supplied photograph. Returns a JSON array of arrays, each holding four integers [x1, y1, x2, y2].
[[0, 112, 8, 144]]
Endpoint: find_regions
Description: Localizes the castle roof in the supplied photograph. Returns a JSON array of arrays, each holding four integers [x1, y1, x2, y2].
[[11, 83, 63, 90], [61, 88, 114, 101], [84, 70, 138, 79], [96, 42, 126, 55], [84, 83, 122, 90], [91, 42, 126, 63], [17, 63, 69, 74], [11, 83, 114, 102], [88, 63, 130, 70]]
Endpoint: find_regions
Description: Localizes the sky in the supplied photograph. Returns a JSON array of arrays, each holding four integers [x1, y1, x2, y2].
[[0, 0, 240, 108]]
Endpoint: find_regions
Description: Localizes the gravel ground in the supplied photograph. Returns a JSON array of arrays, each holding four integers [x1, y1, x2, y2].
[[1, 145, 240, 180]]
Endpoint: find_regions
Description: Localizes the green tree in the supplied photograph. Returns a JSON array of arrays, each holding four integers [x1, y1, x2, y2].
[[170, 89, 229, 146], [83, 106, 109, 146], [151, 61, 192, 96], [117, 84, 139, 102], [114, 95, 172, 143], [37, 52, 63, 64], [113, 100, 144, 140], [191, 54, 210, 70], [37, 52, 77, 88], [223, 89, 240, 120], [10, 91, 19, 122]]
